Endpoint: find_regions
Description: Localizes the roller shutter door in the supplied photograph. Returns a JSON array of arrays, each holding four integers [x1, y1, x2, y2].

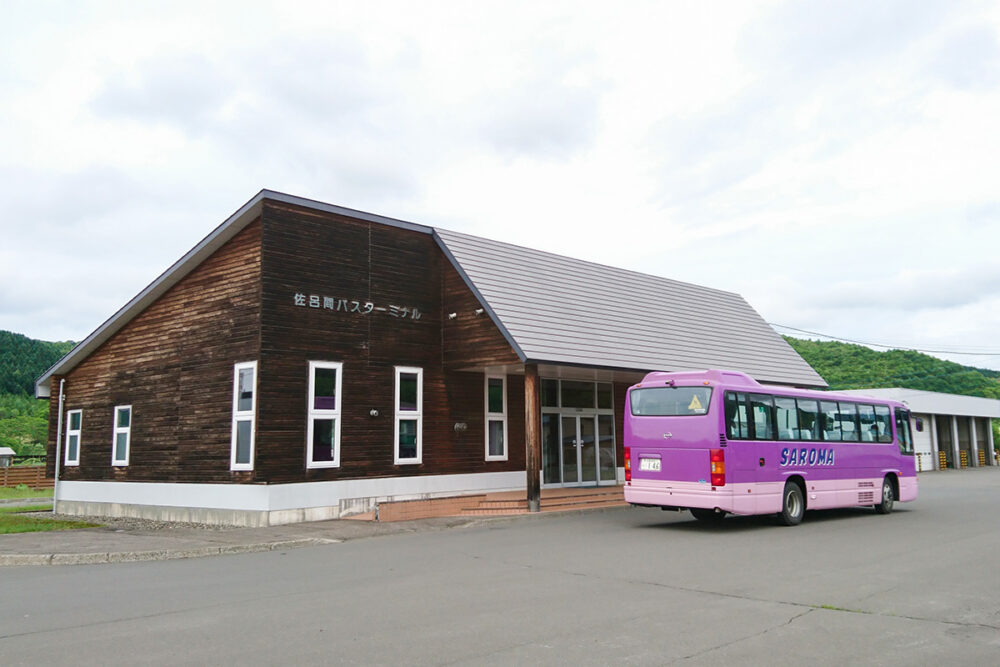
[[913, 413, 934, 471]]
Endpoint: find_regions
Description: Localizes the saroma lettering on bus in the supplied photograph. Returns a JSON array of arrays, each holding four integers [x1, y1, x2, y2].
[[780, 448, 835, 466]]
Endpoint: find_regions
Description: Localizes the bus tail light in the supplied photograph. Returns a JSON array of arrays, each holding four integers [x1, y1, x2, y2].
[[710, 448, 725, 486], [624, 446, 631, 483]]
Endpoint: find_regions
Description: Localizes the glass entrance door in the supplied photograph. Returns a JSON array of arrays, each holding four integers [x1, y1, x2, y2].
[[559, 416, 598, 485], [542, 413, 618, 486]]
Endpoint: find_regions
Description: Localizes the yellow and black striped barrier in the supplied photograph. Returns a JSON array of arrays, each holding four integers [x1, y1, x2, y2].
[[939, 451, 948, 470], [960, 451, 968, 468], [979, 450, 987, 467]]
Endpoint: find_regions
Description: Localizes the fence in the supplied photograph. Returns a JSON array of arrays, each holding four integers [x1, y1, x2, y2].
[[0, 465, 54, 489]]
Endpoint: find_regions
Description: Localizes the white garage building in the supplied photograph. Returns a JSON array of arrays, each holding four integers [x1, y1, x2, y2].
[[841, 388, 999, 472]]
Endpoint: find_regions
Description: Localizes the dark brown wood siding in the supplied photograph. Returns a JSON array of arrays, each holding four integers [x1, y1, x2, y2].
[[442, 260, 520, 370], [46, 221, 262, 482], [257, 201, 524, 484], [44, 198, 531, 488]]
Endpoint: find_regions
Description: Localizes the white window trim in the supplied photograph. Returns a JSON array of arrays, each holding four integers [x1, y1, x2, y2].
[[307, 361, 343, 468], [230, 361, 258, 471], [394, 366, 423, 465], [112, 405, 132, 467], [485, 374, 508, 461], [65, 409, 82, 467]]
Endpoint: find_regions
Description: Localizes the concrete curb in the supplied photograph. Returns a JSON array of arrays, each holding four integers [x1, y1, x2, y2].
[[0, 538, 341, 567]]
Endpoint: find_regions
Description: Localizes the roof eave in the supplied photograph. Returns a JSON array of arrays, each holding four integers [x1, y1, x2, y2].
[[34, 189, 441, 398], [433, 230, 527, 363], [35, 189, 273, 398]]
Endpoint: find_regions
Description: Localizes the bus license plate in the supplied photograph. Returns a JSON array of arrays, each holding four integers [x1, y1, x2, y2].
[[639, 458, 661, 472]]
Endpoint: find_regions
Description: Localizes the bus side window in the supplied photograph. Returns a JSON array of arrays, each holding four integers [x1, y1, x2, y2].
[[796, 399, 819, 440], [820, 401, 841, 441], [857, 404, 877, 442], [750, 394, 775, 441], [874, 406, 893, 443], [725, 392, 750, 440], [894, 409, 914, 454], [839, 402, 859, 443], [774, 397, 798, 441], [725, 392, 738, 439]]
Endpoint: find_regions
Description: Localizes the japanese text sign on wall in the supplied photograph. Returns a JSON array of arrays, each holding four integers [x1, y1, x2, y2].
[[293, 293, 423, 320]]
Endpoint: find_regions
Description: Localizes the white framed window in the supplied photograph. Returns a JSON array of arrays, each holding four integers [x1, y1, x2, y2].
[[485, 374, 507, 461], [394, 366, 423, 464], [65, 409, 82, 466], [231, 361, 257, 471], [112, 405, 132, 466], [307, 361, 343, 468]]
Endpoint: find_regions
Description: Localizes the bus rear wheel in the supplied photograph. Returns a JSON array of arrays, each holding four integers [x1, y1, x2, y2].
[[875, 477, 894, 514], [690, 508, 726, 522], [778, 482, 804, 526]]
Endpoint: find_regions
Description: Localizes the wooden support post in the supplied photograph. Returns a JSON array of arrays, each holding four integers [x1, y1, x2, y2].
[[524, 363, 541, 512]]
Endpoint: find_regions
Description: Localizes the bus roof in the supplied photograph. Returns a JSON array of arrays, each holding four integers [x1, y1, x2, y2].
[[639, 369, 760, 387], [635, 369, 908, 409]]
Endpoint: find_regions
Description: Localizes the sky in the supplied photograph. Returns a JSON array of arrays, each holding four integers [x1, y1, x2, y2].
[[2, 0, 1000, 372]]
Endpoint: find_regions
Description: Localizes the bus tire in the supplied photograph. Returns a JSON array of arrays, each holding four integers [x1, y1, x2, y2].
[[875, 477, 894, 514], [778, 481, 804, 526], [690, 508, 726, 522]]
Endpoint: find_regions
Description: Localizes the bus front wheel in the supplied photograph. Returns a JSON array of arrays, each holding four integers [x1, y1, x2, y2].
[[778, 482, 804, 526], [875, 477, 894, 515]]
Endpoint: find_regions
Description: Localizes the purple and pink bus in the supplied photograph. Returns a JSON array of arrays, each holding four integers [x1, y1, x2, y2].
[[624, 370, 918, 525]]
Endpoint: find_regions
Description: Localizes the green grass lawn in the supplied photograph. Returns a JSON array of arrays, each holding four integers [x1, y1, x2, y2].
[[0, 504, 100, 534], [0, 485, 54, 500]]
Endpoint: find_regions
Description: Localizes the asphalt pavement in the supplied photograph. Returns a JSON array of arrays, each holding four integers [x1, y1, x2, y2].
[[0, 504, 490, 566], [2, 468, 997, 571], [3, 470, 999, 665]]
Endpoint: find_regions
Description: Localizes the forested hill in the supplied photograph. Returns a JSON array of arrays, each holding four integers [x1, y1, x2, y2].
[[784, 337, 1000, 399], [0, 330, 76, 395]]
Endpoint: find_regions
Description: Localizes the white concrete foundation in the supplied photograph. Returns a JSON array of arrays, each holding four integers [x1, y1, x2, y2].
[[53, 471, 526, 526]]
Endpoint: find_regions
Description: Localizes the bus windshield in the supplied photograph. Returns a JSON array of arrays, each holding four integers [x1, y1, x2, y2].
[[630, 386, 712, 416]]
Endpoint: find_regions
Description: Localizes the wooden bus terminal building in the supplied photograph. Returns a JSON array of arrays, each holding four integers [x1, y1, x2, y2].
[[37, 190, 825, 525]]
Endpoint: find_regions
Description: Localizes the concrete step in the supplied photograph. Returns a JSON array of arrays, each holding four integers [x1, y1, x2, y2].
[[460, 508, 531, 516], [540, 499, 628, 513], [544, 496, 625, 509], [460, 488, 625, 516], [472, 500, 529, 510], [377, 487, 627, 521]]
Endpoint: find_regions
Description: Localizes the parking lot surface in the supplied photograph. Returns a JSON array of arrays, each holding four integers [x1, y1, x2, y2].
[[1, 470, 998, 665]]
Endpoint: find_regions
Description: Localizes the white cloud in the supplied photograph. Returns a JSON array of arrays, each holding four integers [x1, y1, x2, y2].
[[2, 0, 999, 372]]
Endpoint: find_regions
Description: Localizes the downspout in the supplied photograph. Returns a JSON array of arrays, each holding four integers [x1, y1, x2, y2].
[[53, 379, 65, 514]]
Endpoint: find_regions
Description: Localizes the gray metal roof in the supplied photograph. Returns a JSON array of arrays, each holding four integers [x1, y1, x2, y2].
[[839, 388, 1000, 418], [434, 228, 827, 388]]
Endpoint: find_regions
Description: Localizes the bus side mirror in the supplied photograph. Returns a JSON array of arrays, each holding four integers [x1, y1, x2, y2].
[[914, 417, 923, 432]]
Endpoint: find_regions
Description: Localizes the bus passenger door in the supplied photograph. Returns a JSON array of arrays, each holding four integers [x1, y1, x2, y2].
[[749, 393, 780, 513], [725, 391, 766, 514]]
